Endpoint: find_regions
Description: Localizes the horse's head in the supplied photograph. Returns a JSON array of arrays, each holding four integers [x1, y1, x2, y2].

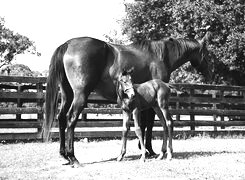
[[117, 67, 135, 101], [191, 32, 213, 81]]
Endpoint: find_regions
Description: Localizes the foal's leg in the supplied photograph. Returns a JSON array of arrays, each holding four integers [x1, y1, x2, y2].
[[66, 91, 87, 166], [117, 111, 131, 161], [161, 108, 173, 160], [138, 111, 146, 149], [133, 109, 146, 162], [153, 107, 168, 160]]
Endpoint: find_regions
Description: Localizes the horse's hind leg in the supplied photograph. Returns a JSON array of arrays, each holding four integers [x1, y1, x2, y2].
[[66, 90, 88, 166], [58, 83, 73, 162]]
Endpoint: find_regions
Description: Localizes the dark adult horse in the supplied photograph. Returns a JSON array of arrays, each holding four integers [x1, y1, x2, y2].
[[43, 33, 211, 166]]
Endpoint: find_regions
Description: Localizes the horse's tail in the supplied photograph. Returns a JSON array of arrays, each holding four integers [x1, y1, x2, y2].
[[42, 42, 68, 142]]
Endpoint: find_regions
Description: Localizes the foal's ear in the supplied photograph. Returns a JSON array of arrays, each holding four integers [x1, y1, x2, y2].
[[121, 68, 128, 76], [121, 67, 134, 76], [127, 67, 134, 74]]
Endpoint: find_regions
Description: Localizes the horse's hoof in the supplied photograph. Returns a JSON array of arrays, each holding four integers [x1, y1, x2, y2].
[[71, 161, 82, 168], [60, 153, 69, 161], [63, 161, 72, 166], [146, 150, 157, 157], [62, 158, 74, 165]]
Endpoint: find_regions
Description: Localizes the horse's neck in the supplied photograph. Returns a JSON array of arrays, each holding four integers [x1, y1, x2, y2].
[[166, 39, 200, 72], [169, 48, 197, 72], [170, 55, 190, 72]]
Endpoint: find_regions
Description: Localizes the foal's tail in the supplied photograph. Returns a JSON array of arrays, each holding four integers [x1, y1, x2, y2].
[[42, 42, 68, 142], [168, 84, 185, 95]]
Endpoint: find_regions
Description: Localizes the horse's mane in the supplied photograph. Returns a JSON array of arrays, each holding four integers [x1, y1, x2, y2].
[[131, 37, 201, 62], [131, 39, 167, 61]]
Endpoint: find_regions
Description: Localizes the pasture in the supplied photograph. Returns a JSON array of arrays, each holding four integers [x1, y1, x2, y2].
[[1, 137, 245, 180]]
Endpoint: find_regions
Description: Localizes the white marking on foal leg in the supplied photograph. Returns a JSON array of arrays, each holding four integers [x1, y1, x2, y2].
[[117, 111, 130, 162]]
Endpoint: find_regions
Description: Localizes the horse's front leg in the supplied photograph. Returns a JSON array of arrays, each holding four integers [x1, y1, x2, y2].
[[117, 111, 130, 161], [133, 109, 146, 162], [143, 108, 157, 156]]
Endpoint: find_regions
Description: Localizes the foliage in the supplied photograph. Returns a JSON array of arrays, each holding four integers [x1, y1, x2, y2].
[[0, 64, 42, 77], [104, 29, 130, 45], [122, 0, 245, 85], [0, 17, 40, 69]]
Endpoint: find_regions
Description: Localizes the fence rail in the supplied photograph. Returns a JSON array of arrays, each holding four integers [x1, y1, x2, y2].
[[1, 75, 245, 140]]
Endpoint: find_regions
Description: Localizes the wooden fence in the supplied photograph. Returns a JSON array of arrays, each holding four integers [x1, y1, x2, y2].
[[1, 75, 245, 141]]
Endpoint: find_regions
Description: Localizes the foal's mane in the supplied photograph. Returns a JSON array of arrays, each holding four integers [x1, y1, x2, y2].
[[132, 37, 201, 62]]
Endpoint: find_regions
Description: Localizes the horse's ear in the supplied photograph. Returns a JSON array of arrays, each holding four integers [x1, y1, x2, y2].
[[200, 31, 212, 47], [168, 37, 174, 41]]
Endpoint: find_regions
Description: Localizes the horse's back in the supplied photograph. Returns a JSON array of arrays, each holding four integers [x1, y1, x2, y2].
[[62, 37, 110, 90], [65, 37, 108, 56]]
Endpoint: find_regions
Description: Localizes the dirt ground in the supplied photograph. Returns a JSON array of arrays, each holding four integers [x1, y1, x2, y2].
[[0, 137, 245, 180]]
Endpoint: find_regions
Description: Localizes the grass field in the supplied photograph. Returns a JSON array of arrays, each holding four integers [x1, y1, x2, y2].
[[0, 137, 245, 180]]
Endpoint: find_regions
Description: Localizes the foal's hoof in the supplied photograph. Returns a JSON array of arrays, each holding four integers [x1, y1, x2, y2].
[[156, 153, 164, 160], [140, 157, 146, 163], [117, 155, 124, 162], [166, 153, 172, 161]]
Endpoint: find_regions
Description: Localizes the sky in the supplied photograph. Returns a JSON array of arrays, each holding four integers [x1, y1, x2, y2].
[[0, 0, 127, 72]]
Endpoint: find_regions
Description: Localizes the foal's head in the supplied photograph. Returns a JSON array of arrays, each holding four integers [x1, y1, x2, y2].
[[117, 68, 135, 101]]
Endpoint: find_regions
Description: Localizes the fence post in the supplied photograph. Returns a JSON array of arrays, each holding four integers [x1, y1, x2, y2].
[[37, 82, 44, 137], [81, 106, 87, 121], [212, 90, 217, 131], [176, 93, 180, 121], [190, 89, 195, 130], [220, 90, 225, 129], [16, 85, 22, 121]]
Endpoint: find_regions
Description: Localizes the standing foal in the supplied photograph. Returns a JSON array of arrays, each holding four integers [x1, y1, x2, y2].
[[116, 69, 173, 162]]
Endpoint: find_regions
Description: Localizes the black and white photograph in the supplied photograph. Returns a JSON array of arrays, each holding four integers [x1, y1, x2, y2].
[[0, 0, 245, 179]]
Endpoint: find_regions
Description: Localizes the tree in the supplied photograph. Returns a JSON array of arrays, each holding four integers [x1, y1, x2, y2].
[[0, 64, 42, 77], [122, 0, 245, 85], [104, 27, 131, 45], [122, 0, 174, 42], [0, 17, 40, 69]]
